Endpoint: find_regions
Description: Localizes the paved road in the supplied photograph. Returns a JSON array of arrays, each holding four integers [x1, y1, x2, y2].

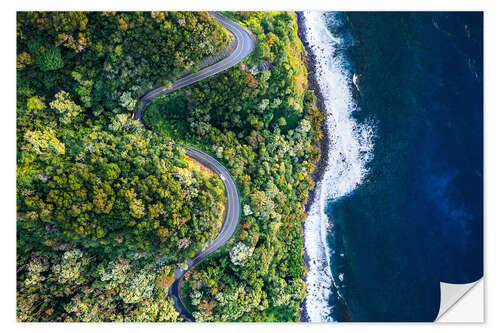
[[134, 11, 255, 120], [170, 146, 241, 321], [133, 12, 255, 322]]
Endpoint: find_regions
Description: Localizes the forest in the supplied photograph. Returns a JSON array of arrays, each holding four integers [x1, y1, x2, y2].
[[144, 11, 324, 321], [17, 11, 228, 321], [17, 11, 323, 322]]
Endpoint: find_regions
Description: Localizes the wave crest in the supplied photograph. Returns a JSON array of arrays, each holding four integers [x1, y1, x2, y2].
[[303, 11, 375, 322]]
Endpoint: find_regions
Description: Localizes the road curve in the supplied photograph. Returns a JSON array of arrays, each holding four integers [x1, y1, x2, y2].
[[134, 11, 255, 120], [133, 12, 255, 321]]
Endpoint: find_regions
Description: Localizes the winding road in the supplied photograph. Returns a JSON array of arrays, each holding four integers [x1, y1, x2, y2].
[[132, 12, 255, 321]]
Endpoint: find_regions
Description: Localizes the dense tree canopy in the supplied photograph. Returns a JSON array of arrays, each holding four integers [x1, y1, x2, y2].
[[17, 10, 323, 322], [144, 11, 324, 322], [17, 11, 229, 321]]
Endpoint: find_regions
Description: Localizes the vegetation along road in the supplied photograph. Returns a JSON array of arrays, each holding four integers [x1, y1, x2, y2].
[[133, 12, 256, 321]]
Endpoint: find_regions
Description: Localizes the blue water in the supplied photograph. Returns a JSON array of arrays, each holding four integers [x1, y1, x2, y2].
[[318, 12, 483, 321]]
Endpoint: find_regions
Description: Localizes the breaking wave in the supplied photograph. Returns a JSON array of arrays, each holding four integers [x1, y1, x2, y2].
[[302, 11, 375, 322]]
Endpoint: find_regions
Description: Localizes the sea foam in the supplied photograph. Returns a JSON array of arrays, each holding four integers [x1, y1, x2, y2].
[[302, 11, 375, 322]]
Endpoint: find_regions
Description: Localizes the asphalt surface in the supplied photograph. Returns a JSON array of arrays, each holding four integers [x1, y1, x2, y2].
[[170, 146, 241, 321], [134, 11, 255, 120], [133, 12, 255, 322]]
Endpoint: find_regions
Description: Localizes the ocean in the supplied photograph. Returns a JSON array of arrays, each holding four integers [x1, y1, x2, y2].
[[302, 11, 483, 322]]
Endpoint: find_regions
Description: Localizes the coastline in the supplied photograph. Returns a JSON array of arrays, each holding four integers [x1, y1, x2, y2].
[[295, 11, 330, 322]]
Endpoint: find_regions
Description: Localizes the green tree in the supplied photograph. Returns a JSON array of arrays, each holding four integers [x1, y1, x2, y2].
[[36, 46, 64, 71], [49, 91, 82, 125]]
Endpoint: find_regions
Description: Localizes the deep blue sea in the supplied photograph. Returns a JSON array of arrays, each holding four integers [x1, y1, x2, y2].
[[303, 12, 483, 322]]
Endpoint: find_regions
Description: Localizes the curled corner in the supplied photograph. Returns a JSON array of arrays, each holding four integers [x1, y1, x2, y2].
[[435, 279, 483, 321]]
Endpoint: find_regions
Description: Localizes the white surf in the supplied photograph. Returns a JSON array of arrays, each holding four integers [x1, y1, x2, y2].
[[302, 11, 375, 322]]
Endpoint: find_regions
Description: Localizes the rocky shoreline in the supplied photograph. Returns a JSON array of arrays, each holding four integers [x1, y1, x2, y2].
[[296, 11, 330, 322]]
